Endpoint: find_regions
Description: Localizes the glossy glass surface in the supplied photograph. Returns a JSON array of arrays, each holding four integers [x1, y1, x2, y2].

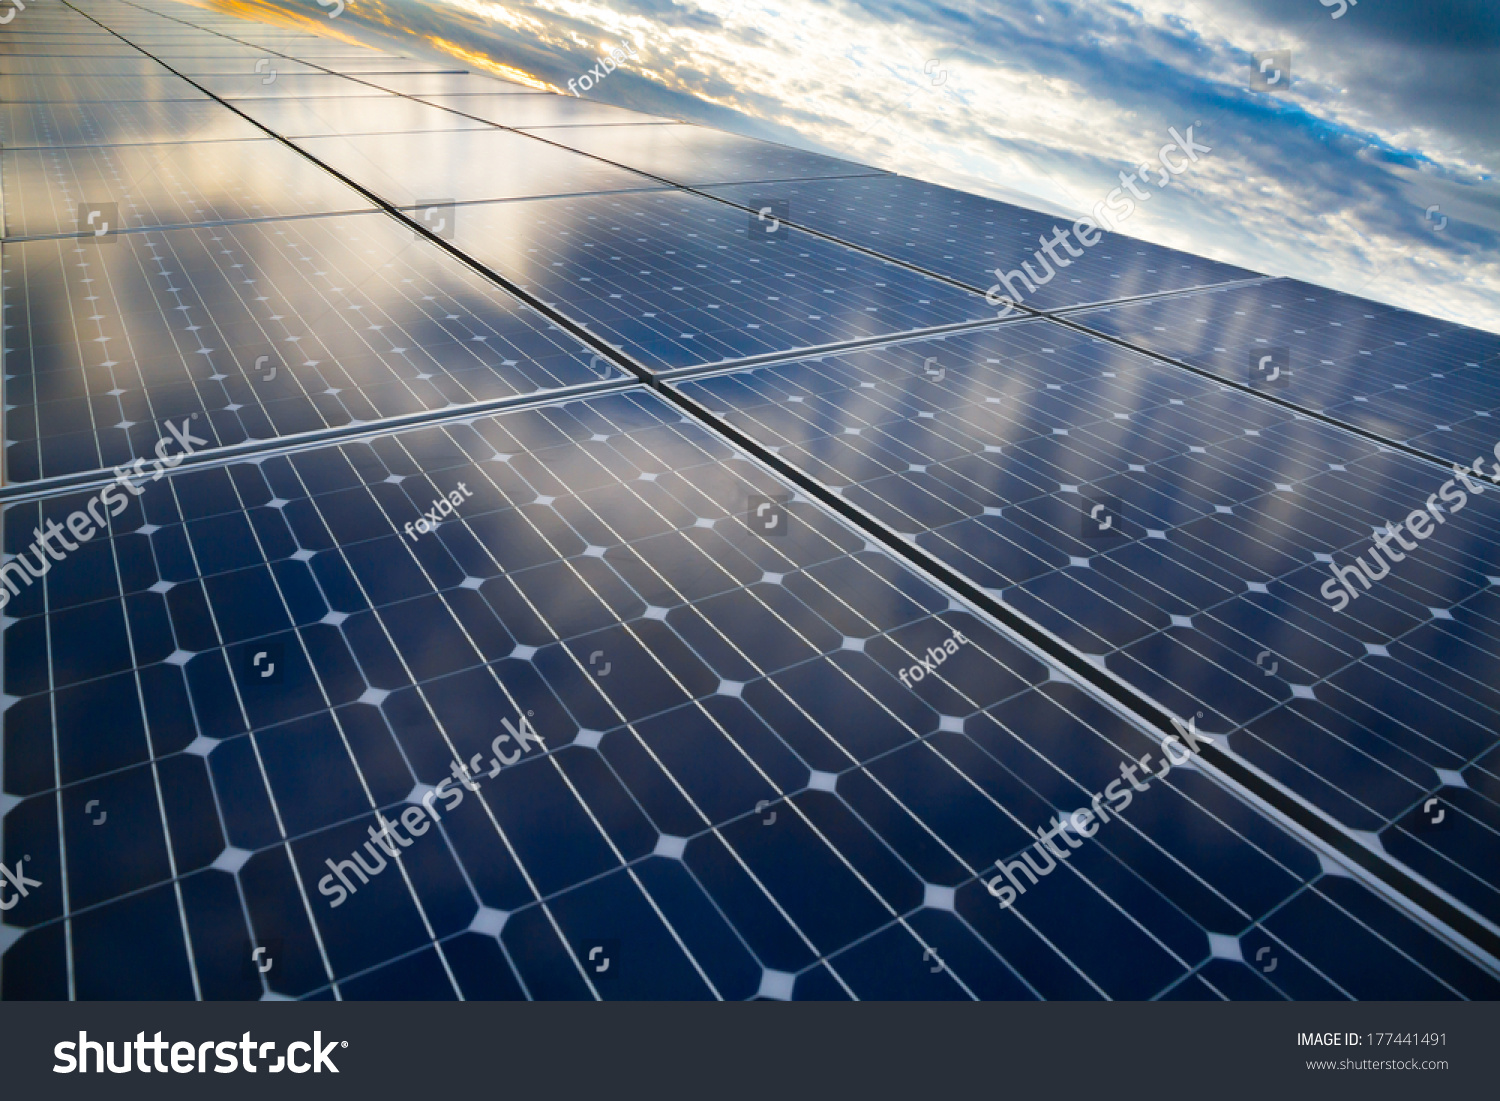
[[443, 189, 991, 372], [2, 0, 1493, 1003], [1, 139, 376, 238], [420, 93, 673, 129], [191, 72, 397, 100], [0, 72, 209, 102], [0, 99, 265, 148], [533, 123, 884, 187], [1074, 278, 1500, 465], [5, 388, 1490, 1001], [674, 320, 1500, 919], [291, 129, 659, 208], [706, 174, 1260, 310], [353, 72, 537, 96], [2, 211, 626, 481], [228, 94, 492, 139]]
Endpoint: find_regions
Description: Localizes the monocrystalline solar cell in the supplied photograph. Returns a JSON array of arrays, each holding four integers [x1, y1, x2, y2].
[[1071, 278, 1500, 464], [0, 57, 173, 75], [189, 72, 400, 100], [1, 138, 376, 238], [440, 188, 992, 371], [0, 99, 265, 148], [0, 73, 208, 102], [168, 56, 332, 77], [289, 129, 661, 208], [419, 93, 675, 129], [529, 123, 886, 187], [3, 388, 1491, 1001], [1, 0, 1495, 1004], [1, 211, 625, 482], [226, 94, 493, 139], [704, 174, 1260, 310], [671, 320, 1500, 922], [350, 72, 538, 96]]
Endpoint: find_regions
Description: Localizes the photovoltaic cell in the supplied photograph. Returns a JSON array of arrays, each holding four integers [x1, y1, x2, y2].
[[0, 99, 266, 148], [528, 123, 886, 187], [1, 211, 626, 482], [1, 138, 376, 238], [672, 320, 1500, 922], [419, 93, 675, 129], [441, 188, 991, 372], [704, 174, 1260, 311], [350, 73, 539, 96], [288, 129, 661, 209], [1, 0, 1494, 1001], [3, 388, 1492, 1001], [1071, 278, 1500, 464], [226, 95, 493, 139], [188, 73, 405, 100], [0, 73, 208, 102]]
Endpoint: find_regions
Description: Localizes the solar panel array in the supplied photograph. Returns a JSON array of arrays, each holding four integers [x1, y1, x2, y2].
[[1, 0, 1496, 1002]]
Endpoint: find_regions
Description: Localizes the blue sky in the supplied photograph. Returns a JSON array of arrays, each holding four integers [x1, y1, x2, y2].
[[212, 0, 1500, 331]]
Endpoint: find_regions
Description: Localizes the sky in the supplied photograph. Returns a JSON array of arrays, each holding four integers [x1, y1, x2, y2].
[[200, 0, 1500, 333]]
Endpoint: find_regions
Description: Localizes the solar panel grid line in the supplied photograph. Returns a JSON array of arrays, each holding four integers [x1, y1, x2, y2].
[[31, 8, 673, 388], [2, 209, 646, 486], [700, 174, 1266, 316], [11, 387, 1476, 1002], [246, 402, 1476, 1002], [1056, 284, 1500, 474], [11, 0, 1500, 1002], [668, 331, 1500, 793], [661, 343, 1500, 963], [41, 393, 954, 1002]]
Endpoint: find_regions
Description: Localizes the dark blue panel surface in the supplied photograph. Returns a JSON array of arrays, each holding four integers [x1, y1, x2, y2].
[[2, 211, 624, 481], [672, 320, 1500, 922], [3, 388, 1492, 999], [1074, 278, 1500, 464], [444, 189, 991, 372], [704, 174, 1259, 310]]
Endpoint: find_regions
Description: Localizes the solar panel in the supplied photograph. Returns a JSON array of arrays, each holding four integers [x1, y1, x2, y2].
[[3, 388, 1492, 1000], [226, 95, 492, 139], [418, 93, 676, 129], [0, 72, 208, 102], [2, 0, 1496, 1003], [1, 211, 626, 482], [704, 174, 1261, 311], [351, 73, 538, 97], [672, 320, 1500, 922], [1071, 278, 1500, 465], [1, 138, 377, 238], [0, 99, 266, 147], [527, 123, 886, 187], [288, 129, 661, 208], [439, 189, 992, 372], [189, 73, 400, 100]]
